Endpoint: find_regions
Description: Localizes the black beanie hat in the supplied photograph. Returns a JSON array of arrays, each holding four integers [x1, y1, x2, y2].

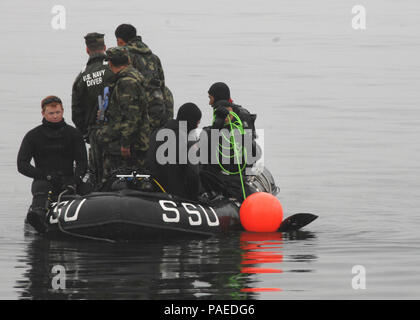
[[208, 82, 231, 103], [115, 24, 137, 43], [176, 103, 202, 132]]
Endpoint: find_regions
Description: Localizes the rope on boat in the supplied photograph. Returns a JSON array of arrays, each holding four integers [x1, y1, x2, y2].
[[216, 110, 248, 201], [53, 189, 117, 243]]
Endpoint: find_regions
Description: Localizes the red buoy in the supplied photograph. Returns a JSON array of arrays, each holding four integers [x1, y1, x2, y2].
[[240, 192, 283, 232]]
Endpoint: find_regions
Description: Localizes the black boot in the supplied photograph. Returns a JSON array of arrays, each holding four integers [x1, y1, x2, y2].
[[26, 206, 48, 234]]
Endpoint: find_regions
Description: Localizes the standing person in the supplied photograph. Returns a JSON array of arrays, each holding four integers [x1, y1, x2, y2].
[[96, 47, 151, 185], [148, 103, 202, 200], [115, 23, 174, 131], [71, 32, 114, 186], [201, 82, 260, 202], [17, 96, 88, 233]]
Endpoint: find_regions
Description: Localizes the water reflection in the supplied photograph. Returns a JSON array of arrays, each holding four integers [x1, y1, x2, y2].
[[16, 232, 253, 299], [239, 231, 317, 294], [239, 232, 284, 292], [15, 230, 317, 299], [284, 231, 317, 241]]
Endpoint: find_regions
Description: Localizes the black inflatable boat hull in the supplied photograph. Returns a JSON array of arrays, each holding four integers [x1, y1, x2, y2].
[[42, 189, 318, 241], [45, 190, 242, 240]]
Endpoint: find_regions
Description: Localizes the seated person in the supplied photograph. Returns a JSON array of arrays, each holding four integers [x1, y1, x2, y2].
[[148, 103, 202, 200], [17, 96, 88, 233]]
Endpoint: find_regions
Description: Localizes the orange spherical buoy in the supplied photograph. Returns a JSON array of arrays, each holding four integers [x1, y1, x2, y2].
[[240, 192, 283, 232]]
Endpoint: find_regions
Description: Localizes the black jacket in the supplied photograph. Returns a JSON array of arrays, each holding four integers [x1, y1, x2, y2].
[[147, 119, 200, 200], [17, 119, 87, 181], [203, 100, 260, 174], [71, 53, 114, 135]]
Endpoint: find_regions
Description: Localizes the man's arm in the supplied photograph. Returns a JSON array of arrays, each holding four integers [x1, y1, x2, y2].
[[72, 129, 88, 181], [154, 54, 165, 85], [71, 73, 87, 134], [17, 132, 45, 179]]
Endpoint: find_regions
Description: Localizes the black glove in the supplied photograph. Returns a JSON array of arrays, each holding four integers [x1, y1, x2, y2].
[[46, 174, 62, 186], [214, 106, 230, 119], [212, 106, 230, 129]]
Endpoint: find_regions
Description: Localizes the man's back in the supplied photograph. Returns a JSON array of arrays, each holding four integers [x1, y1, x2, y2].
[[148, 119, 200, 200], [125, 36, 173, 131], [72, 53, 114, 135], [106, 65, 151, 153], [126, 36, 164, 88]]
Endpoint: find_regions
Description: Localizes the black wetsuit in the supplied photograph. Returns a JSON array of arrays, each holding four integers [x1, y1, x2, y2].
[[200, 100, 260, 202], [17, 118, 88, 208], [147, 119, 200, 200]]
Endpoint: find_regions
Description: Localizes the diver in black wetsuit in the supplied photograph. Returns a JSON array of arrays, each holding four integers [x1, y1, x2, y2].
[[148, 103, 202, 200], [17, 96, 88, 233], [200, 82, 261, 202]]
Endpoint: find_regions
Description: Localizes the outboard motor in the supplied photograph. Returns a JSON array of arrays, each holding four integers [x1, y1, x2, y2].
[[246, 167, 280, 195]]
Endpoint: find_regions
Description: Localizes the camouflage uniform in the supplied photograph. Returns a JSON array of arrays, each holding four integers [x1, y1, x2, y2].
[[163, 85, 174, 120], [97, 47, 151, 181], [71, 33, 114, 185], [125, 36, 174, 131]]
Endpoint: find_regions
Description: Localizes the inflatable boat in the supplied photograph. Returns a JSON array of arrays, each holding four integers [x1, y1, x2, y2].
[[29, 168, 318, 242]]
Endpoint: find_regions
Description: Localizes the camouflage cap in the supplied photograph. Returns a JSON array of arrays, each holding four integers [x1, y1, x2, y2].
[[105, 47, 129, 65], [84, 32, 105, 47]]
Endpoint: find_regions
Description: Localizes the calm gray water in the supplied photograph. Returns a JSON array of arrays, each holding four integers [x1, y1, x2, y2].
[[0, 0, 419, 299]]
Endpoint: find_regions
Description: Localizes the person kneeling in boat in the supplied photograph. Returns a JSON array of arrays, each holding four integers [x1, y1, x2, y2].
[[17, 96, 88, 233], [148, 103, 202, 200], [200, 82, 261, 202]]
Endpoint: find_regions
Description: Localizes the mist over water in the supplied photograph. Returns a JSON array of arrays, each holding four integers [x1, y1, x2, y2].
[[1, 0, 419, 299]]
